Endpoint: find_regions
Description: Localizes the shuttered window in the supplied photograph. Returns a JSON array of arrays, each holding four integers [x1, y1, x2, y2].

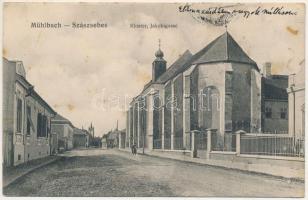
[[37, 113, 48, 137], [37, 113, 42, 137], [16, 98, 23, 133], [26, 106, 31, 135]]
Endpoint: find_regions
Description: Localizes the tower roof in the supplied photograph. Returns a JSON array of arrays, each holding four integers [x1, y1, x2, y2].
[[192, 32, 259, 71], [154, 39, 165, 62], [155, 49, 164, 58]]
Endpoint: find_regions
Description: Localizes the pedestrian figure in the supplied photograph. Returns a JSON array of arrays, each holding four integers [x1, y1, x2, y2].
[[132, 144, 137, 155], [131, 144, 134, 155]]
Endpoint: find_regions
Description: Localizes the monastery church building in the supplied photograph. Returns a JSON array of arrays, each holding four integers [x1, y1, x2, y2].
[[125, 31, 263, 151]]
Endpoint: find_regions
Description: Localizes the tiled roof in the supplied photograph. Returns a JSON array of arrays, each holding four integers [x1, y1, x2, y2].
[[53, 114, 69, 121], [133, 31, 259, 103], [192, 32, 259, 71], [153, 31, 258, 85], [73, 128, 87, 135], [262, 76, 288, 100], [16, 73, 56, 114], [51, 114, 74, 127]]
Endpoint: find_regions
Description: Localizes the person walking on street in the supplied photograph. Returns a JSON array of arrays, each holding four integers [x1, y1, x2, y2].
[[131, 144, 134, 155], [132, 144, 137, 155]]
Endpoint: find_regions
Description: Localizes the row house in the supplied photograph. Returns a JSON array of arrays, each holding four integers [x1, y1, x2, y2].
[[3, 58, 56, 167], [51, 114, 74, 151], [73, 128, 89, 148], [125, 31, 290, 152]]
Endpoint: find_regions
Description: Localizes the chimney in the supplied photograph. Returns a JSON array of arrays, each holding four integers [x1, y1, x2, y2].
[[263, 62, 271, 77]]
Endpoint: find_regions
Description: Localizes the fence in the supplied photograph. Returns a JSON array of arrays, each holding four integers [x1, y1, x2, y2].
[[153, 137, 184, 150], [164, 138, 171, 149], [240, 133, 304, 157], [174, 136, 184, 150], [153, 130, 304, 158], [196, 132, 207, 150], [211, 132, 236, 152], [153, 138, 162, 149]]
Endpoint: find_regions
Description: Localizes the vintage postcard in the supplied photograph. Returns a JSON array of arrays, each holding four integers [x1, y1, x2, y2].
[[2, 1, 305, 198]]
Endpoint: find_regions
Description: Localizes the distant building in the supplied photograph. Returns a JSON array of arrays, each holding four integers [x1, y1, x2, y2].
[[73, 128, 89, 148], [103, 129, 124, 149], [3, 58, 56, 167], [101, 135, 107, 149], [287, 60, 305, 139], [118, 129, 126, 149], [51, 114, 74, 151], [261, 62, 289, 133]]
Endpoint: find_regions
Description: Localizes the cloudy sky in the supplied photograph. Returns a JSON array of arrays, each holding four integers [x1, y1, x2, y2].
[[3, 3, 304, 136]]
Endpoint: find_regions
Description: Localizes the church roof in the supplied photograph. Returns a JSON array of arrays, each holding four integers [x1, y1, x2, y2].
[[156, 50, 193, 83], [192, 32, 259, 71], [136, 32, 259, 100], [16, 73, 56, 115]]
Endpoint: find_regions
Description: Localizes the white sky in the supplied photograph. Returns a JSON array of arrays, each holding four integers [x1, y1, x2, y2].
[[3, 3, 305, 136]]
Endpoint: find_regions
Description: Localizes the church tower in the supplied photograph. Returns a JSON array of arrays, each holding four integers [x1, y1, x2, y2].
[[152, 39, 166, 81], [88, 122, 95, 137]]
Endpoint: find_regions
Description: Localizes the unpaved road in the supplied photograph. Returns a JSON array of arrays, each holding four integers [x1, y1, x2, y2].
[[3, 149, 304, 197]]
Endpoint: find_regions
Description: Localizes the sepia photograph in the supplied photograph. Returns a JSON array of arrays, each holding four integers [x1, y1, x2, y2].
[[1, 1, 306, 197]]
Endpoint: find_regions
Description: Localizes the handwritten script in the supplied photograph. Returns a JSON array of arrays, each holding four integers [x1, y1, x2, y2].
[[179, 4, 297, 26]]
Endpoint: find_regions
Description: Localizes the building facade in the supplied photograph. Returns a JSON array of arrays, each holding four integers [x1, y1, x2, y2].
[[261, 62, 289, 133], [126, 32, 264, 152], [287, 60, 305, 140], [103, 129, 120, 149], [51, 114, 74, 151], [3, 58, 56, 167], [73, 128, 89, 148]]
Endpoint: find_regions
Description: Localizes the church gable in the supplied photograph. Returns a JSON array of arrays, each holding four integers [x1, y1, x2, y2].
[[192, 32, 258, 71]]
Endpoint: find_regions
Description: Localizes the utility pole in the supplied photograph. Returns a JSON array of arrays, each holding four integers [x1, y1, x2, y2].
[[289, 73, 296, 148]]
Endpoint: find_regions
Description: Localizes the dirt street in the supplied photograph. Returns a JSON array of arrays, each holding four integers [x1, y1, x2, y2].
[[3, 149, 304, 197]]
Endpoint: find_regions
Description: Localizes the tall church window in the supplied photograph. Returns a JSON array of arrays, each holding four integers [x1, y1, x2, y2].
[[201, 86, 220, 130]]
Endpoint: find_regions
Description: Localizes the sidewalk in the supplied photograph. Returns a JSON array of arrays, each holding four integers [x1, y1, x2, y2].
[[118, 148, 304, 182], [3, 156, 60, 188]]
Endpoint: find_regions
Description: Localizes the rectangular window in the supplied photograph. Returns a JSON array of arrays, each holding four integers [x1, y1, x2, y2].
[[16, 98, 23, 132], [42, 115, 47, 137], [265, 107, 272, 118], [37, 113, 42, 137], [47, 117, 50, 138], [26, 106, 31, 135], [281, 108, 287, 119]]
